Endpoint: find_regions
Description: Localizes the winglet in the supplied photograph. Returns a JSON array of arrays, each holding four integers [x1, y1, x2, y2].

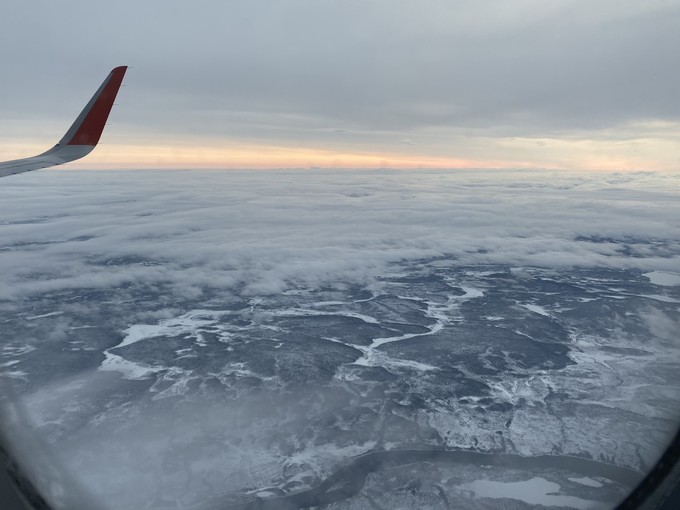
[[0, 66, 128, 178], [59, 66, 128, 147]]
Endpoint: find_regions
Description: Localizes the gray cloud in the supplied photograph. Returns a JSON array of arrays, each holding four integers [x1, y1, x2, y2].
[[1, 1, 679, 150]]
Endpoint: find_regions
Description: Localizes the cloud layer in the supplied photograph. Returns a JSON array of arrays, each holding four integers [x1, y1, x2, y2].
[[0, 169, 679, 304]]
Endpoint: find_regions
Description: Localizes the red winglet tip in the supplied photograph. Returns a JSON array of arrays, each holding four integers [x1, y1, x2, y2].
[[66, 66, 128, 146]]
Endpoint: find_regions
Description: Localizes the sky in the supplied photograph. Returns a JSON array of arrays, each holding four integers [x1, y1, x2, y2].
[[1, 1, 680, 171]]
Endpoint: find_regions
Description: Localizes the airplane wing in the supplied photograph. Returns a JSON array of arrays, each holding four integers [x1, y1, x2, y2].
[[0, 66, 128, 178]]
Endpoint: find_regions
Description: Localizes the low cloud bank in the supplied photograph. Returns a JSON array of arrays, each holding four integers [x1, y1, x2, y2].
[[0, 169, 678, 303]]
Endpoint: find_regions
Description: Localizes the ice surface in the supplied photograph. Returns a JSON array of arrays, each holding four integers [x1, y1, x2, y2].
[[461, 477, 603, 509], [644, 271, 680, 287]]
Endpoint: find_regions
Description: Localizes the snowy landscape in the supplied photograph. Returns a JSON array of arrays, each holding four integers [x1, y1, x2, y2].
[[1, 168, 679, 509]]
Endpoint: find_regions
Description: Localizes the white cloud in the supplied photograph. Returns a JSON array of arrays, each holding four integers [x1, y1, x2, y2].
[[0, 169, 678, 302]]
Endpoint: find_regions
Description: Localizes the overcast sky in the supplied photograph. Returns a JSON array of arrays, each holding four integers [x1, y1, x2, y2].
[[1, 1, 680, 170]]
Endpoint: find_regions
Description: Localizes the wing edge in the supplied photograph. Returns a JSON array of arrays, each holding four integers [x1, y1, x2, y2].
[[0, 66, 128, 178]]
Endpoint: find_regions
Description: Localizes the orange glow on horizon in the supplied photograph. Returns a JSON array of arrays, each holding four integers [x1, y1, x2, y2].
[[22, 142, 534, 171], [63, 141, 680, 172], [1, 137, 678, 172]]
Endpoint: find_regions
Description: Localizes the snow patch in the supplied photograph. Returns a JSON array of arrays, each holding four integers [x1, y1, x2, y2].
[[519, 303, 550, 316], [569, 477, 605, 488], [25, 311, 64, 320], [99, 351, 154, 380]]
